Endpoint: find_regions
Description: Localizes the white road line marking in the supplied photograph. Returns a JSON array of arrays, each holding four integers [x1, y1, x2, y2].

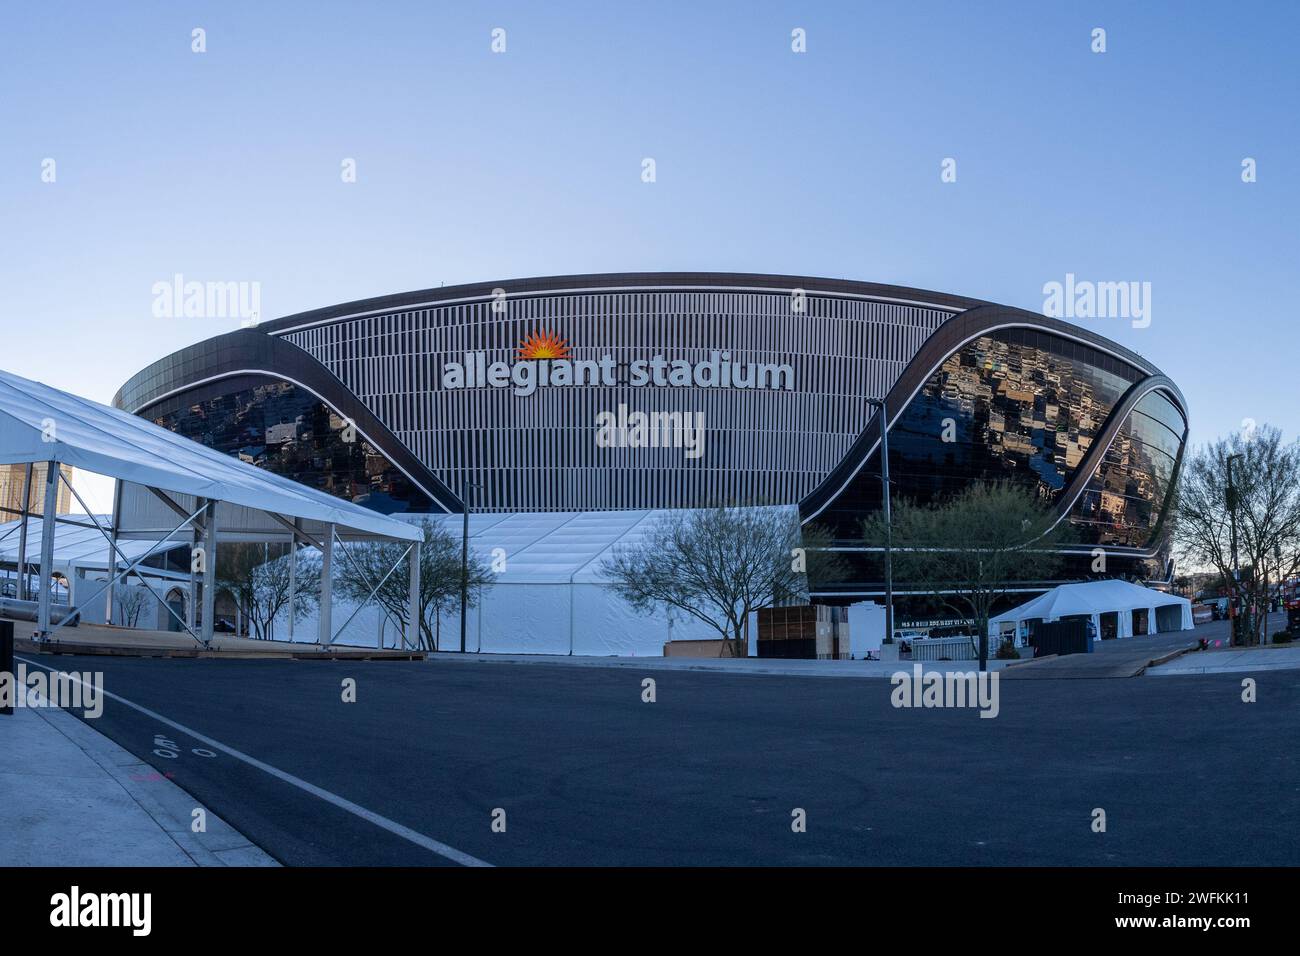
[[17, 656, 492, 868]]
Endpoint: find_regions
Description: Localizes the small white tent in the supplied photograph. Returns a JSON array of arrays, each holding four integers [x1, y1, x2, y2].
[[989, 579, 1194, 647]]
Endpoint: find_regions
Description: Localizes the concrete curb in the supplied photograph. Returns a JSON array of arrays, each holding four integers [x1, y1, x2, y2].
[[32, 704, 279, 867], [1145, 642, 1300, 675], [1148, 661, 1300, 675], [1134, 644, 1196, 676], [20, 638, 423, 662], [1003, 653, 1058, 668], [425, 651, 1017, 678]]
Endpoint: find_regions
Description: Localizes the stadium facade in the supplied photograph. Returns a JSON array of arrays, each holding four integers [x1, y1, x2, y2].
[[115, 273, 1188, 603]]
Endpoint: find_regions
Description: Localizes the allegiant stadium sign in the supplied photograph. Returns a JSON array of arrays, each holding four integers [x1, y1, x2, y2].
[[440, 333, 795, 397]]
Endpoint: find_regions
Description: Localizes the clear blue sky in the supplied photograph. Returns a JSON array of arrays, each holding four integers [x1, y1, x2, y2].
[[2, 1, 1296, 512]]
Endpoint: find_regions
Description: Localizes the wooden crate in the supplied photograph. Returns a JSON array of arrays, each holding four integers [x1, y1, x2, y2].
[[758, 605, 833, 659]]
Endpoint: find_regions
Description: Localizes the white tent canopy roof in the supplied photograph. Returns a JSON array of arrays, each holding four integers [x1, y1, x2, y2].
[[0, 515, 189, 577], [420, 505, 798, 585], [0, 368, 420, 543], [990, 579, 1193, 631]]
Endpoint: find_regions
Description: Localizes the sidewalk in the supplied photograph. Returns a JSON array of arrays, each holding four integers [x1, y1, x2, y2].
[[0, 703, 277, 866], [1146, 642, 1300, 676], [426, 651, 1020, 678]]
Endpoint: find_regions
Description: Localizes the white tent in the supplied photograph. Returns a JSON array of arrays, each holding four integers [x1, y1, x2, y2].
[[0, 368, 422, 645], [989, 579, 1194, 646], [0, 370, 420, 543], [0, 515, 188, 577], [420, 506, 797, 656], [0, 514, 190, 624]]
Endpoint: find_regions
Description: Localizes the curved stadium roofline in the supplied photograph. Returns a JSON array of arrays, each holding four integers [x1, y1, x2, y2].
[[114, 273, 1187, 579], [119, 272, 1178, 405], [256, 272, 987, 334], [256, 272, 1175, 390]]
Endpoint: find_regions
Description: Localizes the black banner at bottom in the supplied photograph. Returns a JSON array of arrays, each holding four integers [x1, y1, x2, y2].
[[0, 866, 1282, 940]]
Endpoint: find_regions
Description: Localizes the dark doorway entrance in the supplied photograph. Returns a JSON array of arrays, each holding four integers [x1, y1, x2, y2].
[[1131, 607, 1149, 637], [1155, 604, 1184, 633]]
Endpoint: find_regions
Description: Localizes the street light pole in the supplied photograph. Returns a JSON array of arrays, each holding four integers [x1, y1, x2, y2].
[[1227, 453, 1244, 646], [459, 478, 481, 654], [867, 398, 895, 652], [460, 479, 472, 653]]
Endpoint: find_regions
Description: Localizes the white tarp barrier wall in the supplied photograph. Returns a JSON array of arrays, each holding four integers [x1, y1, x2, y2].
[[281, 506, 795, 655], [418, 508, 770, 656]]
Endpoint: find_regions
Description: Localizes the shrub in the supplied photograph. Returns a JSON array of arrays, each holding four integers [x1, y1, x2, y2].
[[995, 640, 1020, 660]]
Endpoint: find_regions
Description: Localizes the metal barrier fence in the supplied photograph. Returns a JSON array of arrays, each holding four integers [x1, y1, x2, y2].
[[910, 636, 977, 661]]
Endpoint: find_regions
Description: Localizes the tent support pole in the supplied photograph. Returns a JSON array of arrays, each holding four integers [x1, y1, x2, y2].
[[16, 463, 32, 601], [318, 524, 334, 646], [407, 542, 421, 651], [186, 498, 202, 631], [35, 461, 59, 640], [200, 500, 217, 646], [104, 478, 122, 624], [287, 519, 300, 643]]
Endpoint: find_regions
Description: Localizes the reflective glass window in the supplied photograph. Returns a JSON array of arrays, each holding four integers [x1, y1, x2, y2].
[[144, 376, 435, 514]]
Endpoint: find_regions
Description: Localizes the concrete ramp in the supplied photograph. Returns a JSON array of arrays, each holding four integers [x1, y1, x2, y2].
[[1002, 631, 1197, 679]]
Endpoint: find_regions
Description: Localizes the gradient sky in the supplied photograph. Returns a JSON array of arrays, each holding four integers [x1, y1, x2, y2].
[[2, 1, 1296, 513]]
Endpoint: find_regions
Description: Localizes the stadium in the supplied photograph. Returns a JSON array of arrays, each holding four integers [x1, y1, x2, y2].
[[114, 273, 1188, 653]]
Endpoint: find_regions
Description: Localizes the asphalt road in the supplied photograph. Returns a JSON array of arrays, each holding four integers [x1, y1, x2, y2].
[[23, 650, 1300, 866]]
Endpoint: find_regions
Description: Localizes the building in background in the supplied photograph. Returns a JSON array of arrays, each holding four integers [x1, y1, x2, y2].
[[0, 462, 74, 517], [116, 273, 1189, 617]]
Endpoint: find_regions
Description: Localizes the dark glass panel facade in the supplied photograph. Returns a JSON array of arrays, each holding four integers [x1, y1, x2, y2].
[[143, 375, 435, 514], [818, 328, 1142, 540], [814, 544, 1173, 599], [1068, 389, 1186, 547]]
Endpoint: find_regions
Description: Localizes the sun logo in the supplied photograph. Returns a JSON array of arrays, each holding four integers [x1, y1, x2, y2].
[[517, 329, 570, 360]]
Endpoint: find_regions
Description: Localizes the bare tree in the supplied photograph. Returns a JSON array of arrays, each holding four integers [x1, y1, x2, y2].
[[863, 481, 1073, 669], [601, 506, 847, 658], [1174, 424, 1300, 645], [335, 517, 493, 650], [216, 543, 320, 640], [113, 582, 148, 628]]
